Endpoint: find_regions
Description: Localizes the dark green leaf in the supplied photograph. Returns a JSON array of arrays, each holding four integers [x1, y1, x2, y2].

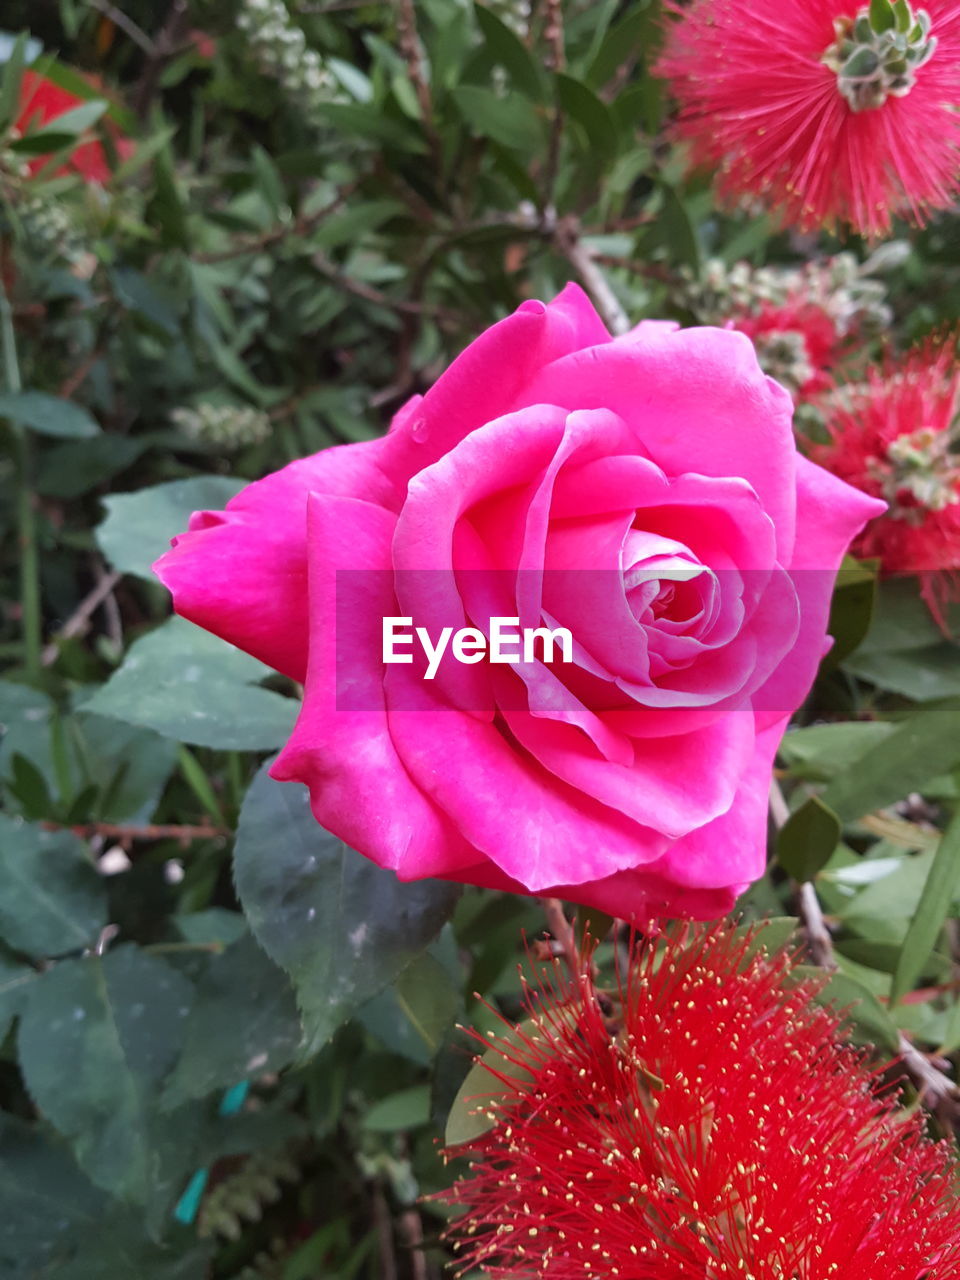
[[777, 795, 842, 882], [234, 763, 461, 1057], [555, 73, 619, 165], [17, 946, 193, 1203], [163, 933, 302, 1106], [84, 617, 296, 751], [475, 6, 546, 100], [796, 966, 900, 1053], [0, 814, 106, 959], [96, 476, 244, 580], [451, 85, 544, 153], [0, 948, 36, 1041], [585, 3, 652, 89], [364, 1084, 431, 1133], [0, 392, 99, 439], [820, 711, 960, 821], [891, 808, 960, 1004], [822, 557, 878, 671]]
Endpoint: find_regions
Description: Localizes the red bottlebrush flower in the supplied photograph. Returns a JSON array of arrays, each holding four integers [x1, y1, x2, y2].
[[15, 70, 133, 184], [731, 296, 842, 401], [655, 0, 960, 238], [812, 336, 960, 621], [441, 923, 960, 1278]]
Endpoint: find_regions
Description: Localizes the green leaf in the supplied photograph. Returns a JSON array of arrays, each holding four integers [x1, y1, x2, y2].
[[451, 85, 544, 153], [797, 966, 900, 1053], [0, 814, 106, 959], [85, 617, 296, 751], [0, 1115, 109, 1276], [656, 182, 701, 273], [36, 435, 148, 499], [776, 795, 842, 882], [844, 644, 960, 701], [585, 4, 652, 89], [39, 98, 108, 136], [364, 1084, 431, 1133], [820, 711, 960, 822], [162, 933, 302, 1106], [475, 5, 546, 100], [822, 557, 877, 671], [234, 763, 461, 1058], [555, 73, 619, 165], [17, 946, 193, 1203], [445, 1017, 538, 1146], [735, 916, 798, 960], [0, 32, 30, 131], [778, 721, 894, 781], [891, 808, 960, 1005], [0, 391, 99, 439], [96, 476, 244, 580], [0, 947, 36, 1041]]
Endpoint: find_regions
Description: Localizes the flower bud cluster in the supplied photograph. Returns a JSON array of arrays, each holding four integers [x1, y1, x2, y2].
[[15, 194, 86, 266], [237, 0, 343, 113], [684, 253, 894, 337], [823, 0, 937, 112], [172, 402, 272, 450]]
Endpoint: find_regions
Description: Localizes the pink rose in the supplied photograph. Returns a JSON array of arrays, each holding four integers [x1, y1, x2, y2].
[[154, 285, 883, 920]]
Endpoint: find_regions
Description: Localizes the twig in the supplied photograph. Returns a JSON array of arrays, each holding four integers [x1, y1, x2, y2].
[[554, 222, 631, 335], [399, 1208, 429, 1280], [540, 897, 582, 984], [897, 1033, 959, 1112], [86, 0, 156, 55], [771, 780, 838, 969], [42, 568, 121, 665], [396, 0, 444, 177], [371, 1182, 399, 1280], [797, 882, 837, 971], [58, 349, 104, 400], [311, 253, 459, 324], [133, 0, 191, 119], [774, 782, 959, 1114], [194, 184, 360, 264]]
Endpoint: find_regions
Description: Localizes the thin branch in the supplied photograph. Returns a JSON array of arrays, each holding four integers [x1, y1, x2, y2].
[[554, 225, 631, 335], [395, 0, 444, 177], [42, 568, 121, 665], [133, 0, 191, 119], [193, 184, 360, 264], [86, 0, 156, 55], [540, 897, 582, 985], [797, 882, 837, 971], [311, 253, 460, 324]]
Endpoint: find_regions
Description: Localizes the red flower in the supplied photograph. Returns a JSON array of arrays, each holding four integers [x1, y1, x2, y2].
[[655, 0, 960, 238], [442, 924, 960, 1278], [731, 296, 842, 401], [15, 70, 133, 184], [812, 336, 960, 622]]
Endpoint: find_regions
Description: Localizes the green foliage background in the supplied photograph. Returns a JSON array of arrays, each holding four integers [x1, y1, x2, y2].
[[0, 1, 958, 1276]]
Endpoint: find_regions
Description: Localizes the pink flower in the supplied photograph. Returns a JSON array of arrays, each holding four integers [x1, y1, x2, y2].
[[812, 335, 960, 623], [655, 0, 960, 238], [441, 923, 960, 1278], [154, 286, 881, 920]]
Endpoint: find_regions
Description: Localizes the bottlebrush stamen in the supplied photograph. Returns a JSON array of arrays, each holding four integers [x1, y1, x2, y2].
[[440, 923, 960, 1278]]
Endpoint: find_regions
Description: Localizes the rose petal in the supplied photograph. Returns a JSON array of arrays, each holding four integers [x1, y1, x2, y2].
[[271, 494, 478, 879], [153, 437, 400, 681]]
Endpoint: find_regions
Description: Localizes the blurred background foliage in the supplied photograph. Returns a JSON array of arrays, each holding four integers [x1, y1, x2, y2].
[[0, 1, 958, 1277]]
